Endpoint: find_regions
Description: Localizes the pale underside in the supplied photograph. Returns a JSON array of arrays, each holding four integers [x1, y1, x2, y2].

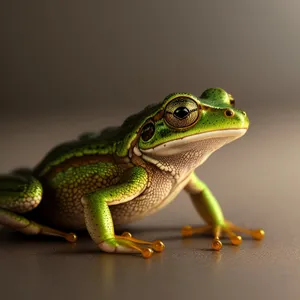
[[140, 129, 247, 156]]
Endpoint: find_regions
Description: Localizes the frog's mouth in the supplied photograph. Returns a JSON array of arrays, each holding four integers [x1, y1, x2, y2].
[[139, 128, 247, 157]]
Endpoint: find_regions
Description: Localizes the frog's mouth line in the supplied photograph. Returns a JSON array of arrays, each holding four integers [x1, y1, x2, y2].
[[139, 128, 247, 156]]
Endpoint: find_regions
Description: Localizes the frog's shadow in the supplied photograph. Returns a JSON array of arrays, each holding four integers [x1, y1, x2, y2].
[[0, 225, 255, 257], [118, 225, 255, 241], [0, 225, 255, 244], [0, 225, 185, 243]]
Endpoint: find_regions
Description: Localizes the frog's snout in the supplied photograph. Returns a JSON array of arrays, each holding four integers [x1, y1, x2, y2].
[[222, 108, 249, 129], [223, 108, 247, 117], [239, 110, 249, 128]]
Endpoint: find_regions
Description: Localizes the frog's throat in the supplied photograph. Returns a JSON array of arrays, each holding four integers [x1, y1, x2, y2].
[[138, 129, 247, 157], [133, 128, 246, 180]]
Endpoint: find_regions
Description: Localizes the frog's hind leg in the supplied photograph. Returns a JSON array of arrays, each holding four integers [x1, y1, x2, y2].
[[0, 175, 43, 213], [0, 174, 77, 242]]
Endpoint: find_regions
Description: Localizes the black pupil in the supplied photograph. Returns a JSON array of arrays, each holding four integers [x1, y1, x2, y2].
[[141, 123, 155, 141], [174, 107, 189, 119]]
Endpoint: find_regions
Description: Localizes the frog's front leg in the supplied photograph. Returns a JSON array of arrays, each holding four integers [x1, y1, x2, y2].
[[81, 166, 165, 258], [181, 172, 264, 250], [0, 175, 77, 242]]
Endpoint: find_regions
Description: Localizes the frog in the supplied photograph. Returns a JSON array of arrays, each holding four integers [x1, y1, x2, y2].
[[0, 88, 264, 258]]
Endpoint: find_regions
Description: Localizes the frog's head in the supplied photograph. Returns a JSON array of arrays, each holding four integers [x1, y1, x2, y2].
[[117, 88, 248, 171]]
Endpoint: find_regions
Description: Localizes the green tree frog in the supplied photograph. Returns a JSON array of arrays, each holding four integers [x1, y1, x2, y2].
[[0, 88, 264, 258]]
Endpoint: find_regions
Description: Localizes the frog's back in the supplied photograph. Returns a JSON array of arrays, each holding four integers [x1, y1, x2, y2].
[[34, 102, 163, 177], [33, 127, 120, 178]]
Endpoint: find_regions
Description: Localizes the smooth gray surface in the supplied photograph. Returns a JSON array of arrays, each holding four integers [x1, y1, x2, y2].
[[1, 112, 300, 300], [1, 1, 300, 300]]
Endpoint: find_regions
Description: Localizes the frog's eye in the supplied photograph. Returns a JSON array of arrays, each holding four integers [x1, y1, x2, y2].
[[141, 122, 155, 141], [164, 98, 199, 128]]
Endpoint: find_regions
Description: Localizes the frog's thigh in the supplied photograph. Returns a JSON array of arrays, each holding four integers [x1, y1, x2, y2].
[[0, 175, 76, 242], [0, 175, 43, 213]]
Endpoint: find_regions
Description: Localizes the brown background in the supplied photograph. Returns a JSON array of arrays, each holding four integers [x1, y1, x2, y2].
[[0, 1, 300, 300]]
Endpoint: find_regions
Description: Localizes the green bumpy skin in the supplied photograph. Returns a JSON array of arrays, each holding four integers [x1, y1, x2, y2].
[[0, 88, 264, 258], [0, 175, 43, 213]]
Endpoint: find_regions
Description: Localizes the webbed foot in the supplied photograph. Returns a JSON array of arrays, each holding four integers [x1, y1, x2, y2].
[[98, 232, 165, 258], [181, 221, 264, 250]]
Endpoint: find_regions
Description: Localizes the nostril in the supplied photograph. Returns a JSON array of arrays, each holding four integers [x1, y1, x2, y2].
[[242, 111, 247, 116], [224, 109, 234, 117]]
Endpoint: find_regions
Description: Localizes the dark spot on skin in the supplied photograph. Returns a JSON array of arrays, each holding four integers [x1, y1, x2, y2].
[[159, 129, 170, 138], [225, 109, 234, 117]]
